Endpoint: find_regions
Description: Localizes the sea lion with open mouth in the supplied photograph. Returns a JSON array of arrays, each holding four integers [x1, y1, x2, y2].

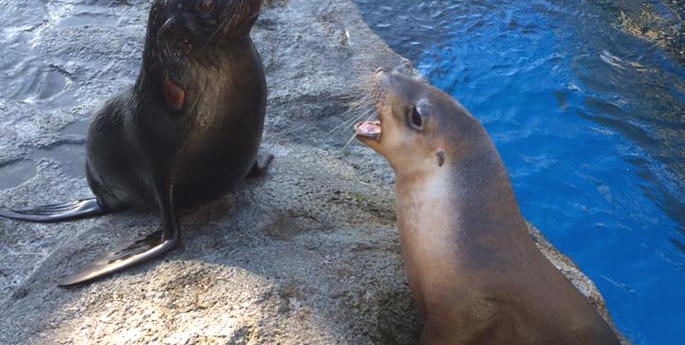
[[1, 0, 270, 286], [354, 68, 621, 345]]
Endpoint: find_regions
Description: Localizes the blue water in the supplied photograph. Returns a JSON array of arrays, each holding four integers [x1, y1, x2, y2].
[[353, 1, 685, 344]]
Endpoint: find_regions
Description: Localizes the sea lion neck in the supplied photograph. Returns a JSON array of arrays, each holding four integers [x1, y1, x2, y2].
[[395, 136, 532, 270], [137, 34, 252, 80], [451, 142, 529, 238], [134, 35, 255, 111]]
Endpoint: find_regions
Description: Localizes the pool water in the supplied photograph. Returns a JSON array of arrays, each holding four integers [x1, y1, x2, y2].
[[352, 1, 684, 344]]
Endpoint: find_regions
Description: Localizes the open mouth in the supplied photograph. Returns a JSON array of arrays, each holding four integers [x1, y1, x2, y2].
[[354, 121, 382, 141]]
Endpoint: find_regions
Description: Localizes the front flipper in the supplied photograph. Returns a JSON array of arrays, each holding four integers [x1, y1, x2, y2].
[[247, 153, 274, 178], [0, 198, 105, 223], [58, 183, 180, 287]]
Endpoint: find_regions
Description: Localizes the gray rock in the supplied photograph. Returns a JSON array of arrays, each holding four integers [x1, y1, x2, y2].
[[0, 0, 628, 344]]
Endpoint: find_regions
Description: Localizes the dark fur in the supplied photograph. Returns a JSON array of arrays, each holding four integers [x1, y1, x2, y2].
[[1, 0, 268, 286], [88, 0, 266, 211]]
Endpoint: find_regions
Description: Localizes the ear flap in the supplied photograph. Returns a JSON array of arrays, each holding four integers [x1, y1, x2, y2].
[[436, 150, 446, 167]]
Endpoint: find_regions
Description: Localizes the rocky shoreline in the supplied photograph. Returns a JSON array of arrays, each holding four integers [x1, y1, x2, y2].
[[0, 0, 626, 344]]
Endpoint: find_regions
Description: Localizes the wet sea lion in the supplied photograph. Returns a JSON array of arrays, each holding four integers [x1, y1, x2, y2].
[[354, 68, 621, 345], [1, 0, 270, 286]]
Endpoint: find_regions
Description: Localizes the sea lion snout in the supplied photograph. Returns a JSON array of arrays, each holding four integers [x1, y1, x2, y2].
[[354, 70, 492, 174], [355, 70, 458, 174], [157, 0, 260, 44]]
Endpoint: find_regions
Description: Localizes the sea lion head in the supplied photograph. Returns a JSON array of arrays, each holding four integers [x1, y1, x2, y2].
[[355, 68, 481, 175], [153, 0, 262, 47]]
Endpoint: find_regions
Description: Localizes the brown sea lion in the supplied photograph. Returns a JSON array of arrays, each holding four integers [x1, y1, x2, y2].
[[354, 68, 621, 345], [0, 0, 270, 286]]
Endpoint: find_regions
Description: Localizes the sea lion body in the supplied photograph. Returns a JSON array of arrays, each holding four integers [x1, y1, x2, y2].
[[355, 69, 621, 345], [1, 0, 269, 286], [87, 39, 266, 211]]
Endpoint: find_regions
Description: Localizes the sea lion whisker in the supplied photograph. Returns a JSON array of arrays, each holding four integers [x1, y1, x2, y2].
[[158, 16, 176, 39], [194, 10, 232, 60], [246, 8, 261, 21], [342, 110, 378, 150], [328, 115, 363, 134], [342, 98, 377, 122], [342, 132, 359, 149], [230, 0, 247, 32], [328, 105, 376, 134], [342, 103, 374, 121]]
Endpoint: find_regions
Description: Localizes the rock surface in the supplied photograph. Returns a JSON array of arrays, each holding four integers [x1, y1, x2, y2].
[[0, 0, 626, 344]]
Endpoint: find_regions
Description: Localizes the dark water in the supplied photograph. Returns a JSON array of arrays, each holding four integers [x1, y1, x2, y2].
[[0, 0, 133, 187], [352, 0, 684, 344]]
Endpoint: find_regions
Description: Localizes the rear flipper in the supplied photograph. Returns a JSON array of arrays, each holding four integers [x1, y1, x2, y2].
[[0, 198, 106, 223], [58, 229, 178, 286], [58, 180, 180, 287]]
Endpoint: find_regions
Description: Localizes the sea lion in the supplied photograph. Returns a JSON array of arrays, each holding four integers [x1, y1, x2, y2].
[[354, 68, 621, 345], [0, 0, 270, 286]]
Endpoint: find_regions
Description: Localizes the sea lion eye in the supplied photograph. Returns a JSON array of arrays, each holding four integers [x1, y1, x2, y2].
[[196, 0, 214, 12], [409, 105, 423, 130]]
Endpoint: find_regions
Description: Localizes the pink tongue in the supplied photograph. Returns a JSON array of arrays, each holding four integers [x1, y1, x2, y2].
[[356, 121, 381, 136]]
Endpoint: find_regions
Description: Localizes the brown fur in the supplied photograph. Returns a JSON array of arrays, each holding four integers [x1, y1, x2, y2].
[[356, 69, 621, 345]]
